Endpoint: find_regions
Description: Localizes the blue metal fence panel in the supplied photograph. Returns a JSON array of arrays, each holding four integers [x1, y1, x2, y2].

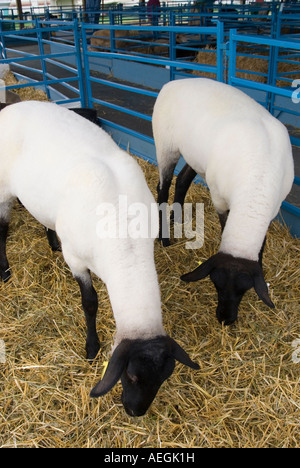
[[0, 14, 299, 237], [0, 18, 85, 107], [80, 20, 225, 172], [228, 28, 300, 237], [81, 21, 224, 110], [1, 1, 294, 38]]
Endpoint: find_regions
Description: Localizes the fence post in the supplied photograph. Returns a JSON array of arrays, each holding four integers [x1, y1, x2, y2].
[[169, 11, 176, 81], [81, 23, 93, 108], [271, 0, 280, 39], [228, 28, 237, 86], [109, 10, 116, 53], [73, 19, 87, 108], [267, 39, 278, 114], [275, 2, 284, 40], [216, 20, 224, 82], [35, 18, 51, 100]]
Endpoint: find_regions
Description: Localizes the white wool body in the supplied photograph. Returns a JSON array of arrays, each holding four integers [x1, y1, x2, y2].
[[0, 101, 164, 345], [152, 78, 294, 261]]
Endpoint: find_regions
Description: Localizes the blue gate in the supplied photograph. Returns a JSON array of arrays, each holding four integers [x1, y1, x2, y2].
[[0, 18, 85, 106], [0, 15, 299, 237]]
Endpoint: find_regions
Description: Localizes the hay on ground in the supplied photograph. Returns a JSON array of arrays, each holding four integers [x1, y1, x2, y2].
[[3, 71, 49, 102]]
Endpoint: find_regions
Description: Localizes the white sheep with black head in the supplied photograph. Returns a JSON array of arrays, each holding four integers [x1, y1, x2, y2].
[[153, 78, 294, 325], [0, 101, 198, 417]]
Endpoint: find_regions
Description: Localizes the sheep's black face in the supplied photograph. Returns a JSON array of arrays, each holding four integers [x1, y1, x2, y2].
[[120, 343, 176, 417], [210, 267, 254, 325], [90, 336, 199, 416], [181, 253, 275, 325]]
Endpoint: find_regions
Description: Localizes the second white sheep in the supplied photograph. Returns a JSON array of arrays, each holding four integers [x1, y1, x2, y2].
[[153, 78, 294, 325]]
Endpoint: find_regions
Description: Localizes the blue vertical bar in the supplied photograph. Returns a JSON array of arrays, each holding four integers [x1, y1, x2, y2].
[[169, 11, 176, 81], [35, 18, 51, 100], [109, 11, 116, 53], [276, 2, 284, 39], [271, 0, 279, 39], [268, 1, 279, 114], [267, 41, 278, 114], [73, 19, 86, 108], [216, 21, 224, 82], [228, 28, 237, 86], [81, 24, 93, 108]]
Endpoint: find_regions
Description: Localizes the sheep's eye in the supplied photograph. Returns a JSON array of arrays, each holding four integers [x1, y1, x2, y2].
[[235, 273, 253, 292], [210, 268, 227, 289], [127, 371, 138, 384]]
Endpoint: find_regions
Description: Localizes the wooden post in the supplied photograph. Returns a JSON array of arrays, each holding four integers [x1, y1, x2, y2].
[[16, 0, 24, 26], [82, 0, 87, 22]]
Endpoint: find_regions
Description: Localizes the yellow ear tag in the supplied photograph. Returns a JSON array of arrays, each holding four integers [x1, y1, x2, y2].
[[197, 260, 203, 266], [101, 361, 109, 379]]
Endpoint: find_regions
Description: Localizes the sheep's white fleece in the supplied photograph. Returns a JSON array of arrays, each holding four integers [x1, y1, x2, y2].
[[0, 101, 164, 344], [152, 78, 294, 261]]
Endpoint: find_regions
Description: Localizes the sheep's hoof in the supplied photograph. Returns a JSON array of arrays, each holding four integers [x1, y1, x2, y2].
[[86, 339, 101, 361], [51, 244, 62, 252], [159, 237, 171, 247], [45, 228, 61, 252], [0, 266, 11, 282]]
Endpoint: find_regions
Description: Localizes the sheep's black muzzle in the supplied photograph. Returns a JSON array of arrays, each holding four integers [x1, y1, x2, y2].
[[121, 389, 157, 417], [216, 301, 239, 326]]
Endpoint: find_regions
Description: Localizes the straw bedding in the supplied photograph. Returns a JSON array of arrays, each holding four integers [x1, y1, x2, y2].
[[0, 156, 299, 448], [2, 71, 49, 102]]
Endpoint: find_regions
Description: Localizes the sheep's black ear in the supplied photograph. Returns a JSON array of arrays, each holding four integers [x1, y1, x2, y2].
[[168, 337, 199, 370], [180, 256, 216, 283], [90, 340, 132, 398], [253, 273, 275, 309]]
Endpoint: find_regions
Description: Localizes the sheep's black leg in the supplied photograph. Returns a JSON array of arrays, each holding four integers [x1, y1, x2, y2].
[[174, 164, 197, 206], [45, 228, 61, 251], [0, 220, 10, 282], [218, 211, 229, 233], [259, 235, 267, 268], [173, 164, 197, 223], [75, 274, 100, 360], [157, 163, 177, 247]]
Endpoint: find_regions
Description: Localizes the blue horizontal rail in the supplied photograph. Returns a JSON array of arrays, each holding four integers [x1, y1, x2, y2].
[[229, 31, 300, 50], [0, 50, 80, 64], [89, 76, 158, 98], [282, 201, 300, 218], [3, 75, 79, 90], [91, 97, 153, 122], [83, 24, 220, 34], [86, 49, 218, 74]]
